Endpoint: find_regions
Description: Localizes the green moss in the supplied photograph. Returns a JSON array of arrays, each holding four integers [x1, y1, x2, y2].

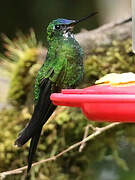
[[8, 50, 38, 106], [84, 39, 134, 85], [0, 108, 27, 171], [1, 31, 43, 108]]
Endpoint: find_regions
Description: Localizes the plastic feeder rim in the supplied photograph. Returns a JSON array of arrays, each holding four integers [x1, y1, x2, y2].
[[50, 85, 135, 122]]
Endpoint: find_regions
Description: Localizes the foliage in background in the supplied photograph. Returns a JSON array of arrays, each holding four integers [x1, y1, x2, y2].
[[0, 31, 43, 109], [0, 32, 135, 180], [84, 39, 133, 84]]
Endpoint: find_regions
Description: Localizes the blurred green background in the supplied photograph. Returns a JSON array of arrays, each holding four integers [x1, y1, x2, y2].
[[0, 1, 133, 180]]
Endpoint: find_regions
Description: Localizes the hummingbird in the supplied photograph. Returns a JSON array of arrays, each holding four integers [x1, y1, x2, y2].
[[14, 12, 98, 175]]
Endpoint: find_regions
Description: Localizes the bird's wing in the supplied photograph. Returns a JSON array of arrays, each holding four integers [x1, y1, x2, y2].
[[15, 77, 56, 147], [15, 77, 57, 175]]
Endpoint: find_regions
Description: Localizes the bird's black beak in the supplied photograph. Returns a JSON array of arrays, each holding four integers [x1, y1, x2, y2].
[[71, 12, 98, 26], [66, 12, 98, 32]]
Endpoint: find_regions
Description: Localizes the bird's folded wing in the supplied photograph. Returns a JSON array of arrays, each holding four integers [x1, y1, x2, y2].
[[15, 78, 56, 147]]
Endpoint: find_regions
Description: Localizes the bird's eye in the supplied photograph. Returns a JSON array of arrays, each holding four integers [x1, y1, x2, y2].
[[55, 25, 61, 30]]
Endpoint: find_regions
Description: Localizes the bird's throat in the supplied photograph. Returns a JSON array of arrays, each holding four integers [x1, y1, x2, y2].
[[63, 31, 74, 39]]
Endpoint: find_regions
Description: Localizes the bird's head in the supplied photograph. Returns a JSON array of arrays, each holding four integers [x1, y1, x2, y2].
[[47, 12, 98, 42]]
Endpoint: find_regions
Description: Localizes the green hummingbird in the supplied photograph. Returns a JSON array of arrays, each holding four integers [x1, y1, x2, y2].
[[15, 12, 98, 175]]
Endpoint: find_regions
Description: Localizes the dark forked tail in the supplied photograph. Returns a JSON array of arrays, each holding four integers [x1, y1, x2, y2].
[[26, 103, 56, 176], [26, 128, 42, 179], [14, 78, 57, 176], [26, 128, 42, 178]]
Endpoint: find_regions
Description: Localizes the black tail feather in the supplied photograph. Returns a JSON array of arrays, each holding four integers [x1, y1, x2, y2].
[[14, 78, 57, 176], [27, 127, 42, 174], [26, 104, 56, 176], [15, 79, 54, 147]]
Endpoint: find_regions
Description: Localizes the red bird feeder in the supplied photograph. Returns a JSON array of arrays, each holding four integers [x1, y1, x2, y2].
[[50, 73, 135, 122]]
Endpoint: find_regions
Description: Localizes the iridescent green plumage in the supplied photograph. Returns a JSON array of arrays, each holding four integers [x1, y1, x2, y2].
[[34, 23, 84, 102], [15, 12, 97, 176]]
